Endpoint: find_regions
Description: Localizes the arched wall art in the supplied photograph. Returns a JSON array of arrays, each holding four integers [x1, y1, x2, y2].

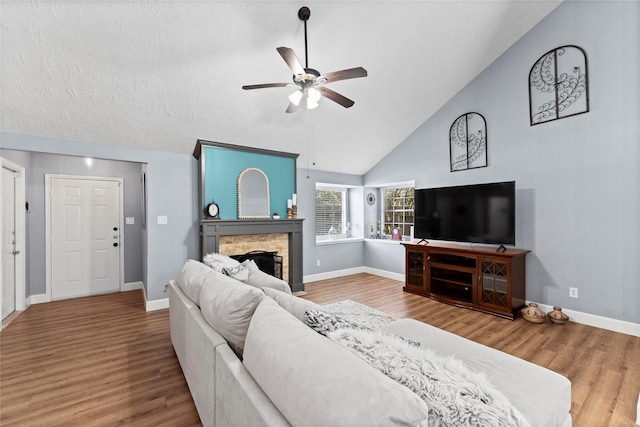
[[449, 112, 487, 172], [529, 45, 589, 125]]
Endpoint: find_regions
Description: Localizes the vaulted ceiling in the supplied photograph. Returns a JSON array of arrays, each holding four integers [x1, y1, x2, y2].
[[1, 1, 561, 175]]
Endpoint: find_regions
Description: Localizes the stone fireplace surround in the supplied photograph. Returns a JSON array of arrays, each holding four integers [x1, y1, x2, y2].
[[199, 219, 304, 292]]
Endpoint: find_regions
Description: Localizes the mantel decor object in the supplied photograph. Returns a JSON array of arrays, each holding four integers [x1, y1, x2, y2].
[[237, 167, 270, 219]]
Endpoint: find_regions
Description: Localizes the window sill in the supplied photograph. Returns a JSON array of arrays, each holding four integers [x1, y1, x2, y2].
[[316, 237, 364, 246], [364, 238, 412, 245]]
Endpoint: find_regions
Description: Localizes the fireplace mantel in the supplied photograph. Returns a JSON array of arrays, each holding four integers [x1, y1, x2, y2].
[[199, 219, 304, 292]]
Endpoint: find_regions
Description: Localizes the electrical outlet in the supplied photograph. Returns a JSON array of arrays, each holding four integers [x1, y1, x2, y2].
[[569, 287, 578, 298], [316, 259, 321, 266]]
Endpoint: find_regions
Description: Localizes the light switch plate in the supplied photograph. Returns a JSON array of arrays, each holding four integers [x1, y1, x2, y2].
[[126, 217, 135, 225], [157, 215, 168, 225]]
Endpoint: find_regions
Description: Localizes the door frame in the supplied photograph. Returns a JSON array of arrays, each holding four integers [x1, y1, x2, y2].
[[45, 174, 125, 302], [1, 158, 26, 325]]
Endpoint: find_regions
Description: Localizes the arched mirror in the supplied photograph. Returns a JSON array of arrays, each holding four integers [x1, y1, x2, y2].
[[238, 167, 270, 219]]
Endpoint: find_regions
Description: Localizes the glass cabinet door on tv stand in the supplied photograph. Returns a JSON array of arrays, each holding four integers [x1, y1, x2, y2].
[[405, 249, 427, 294]]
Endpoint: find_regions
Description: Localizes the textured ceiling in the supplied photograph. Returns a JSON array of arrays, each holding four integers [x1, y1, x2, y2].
[[1, 1, 561, 175]]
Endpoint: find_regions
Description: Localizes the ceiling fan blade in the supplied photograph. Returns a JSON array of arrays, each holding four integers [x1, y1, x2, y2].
[[277, 47, 305, 76], [242, 83, 292, 90], [319, 87, 355, 108], [320, 67, 368, 84], [286, 102, 299, 114]]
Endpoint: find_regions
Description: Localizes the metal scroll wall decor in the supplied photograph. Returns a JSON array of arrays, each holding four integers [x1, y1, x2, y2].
[[449, 112, 487, 172], [529, 45, 589, 125]]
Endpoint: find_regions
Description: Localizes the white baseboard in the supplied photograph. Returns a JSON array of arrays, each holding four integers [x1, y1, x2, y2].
[[305, 268, 640, 338], [146, 298, 169, 311], [124, 281, 144, 292], [26, 294, 47, 306]]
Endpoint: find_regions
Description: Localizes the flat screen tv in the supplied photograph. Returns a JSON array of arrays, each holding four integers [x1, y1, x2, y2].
[[414, 181, 515, 245]]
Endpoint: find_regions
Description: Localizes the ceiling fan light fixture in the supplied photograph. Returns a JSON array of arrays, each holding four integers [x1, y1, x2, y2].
[[306, 87, 321, 109], [307, 87, 321, 103], [289, 89, 303, 106]]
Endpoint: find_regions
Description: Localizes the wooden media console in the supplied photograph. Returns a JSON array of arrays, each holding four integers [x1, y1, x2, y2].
[[402, 241, 529, 319]]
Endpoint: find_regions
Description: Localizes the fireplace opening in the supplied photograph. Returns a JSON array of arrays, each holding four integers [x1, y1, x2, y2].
[[230, 250, 283, 280]]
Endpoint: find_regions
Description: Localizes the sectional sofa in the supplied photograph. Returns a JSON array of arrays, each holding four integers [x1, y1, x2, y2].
[[168, 257, 572, 426]]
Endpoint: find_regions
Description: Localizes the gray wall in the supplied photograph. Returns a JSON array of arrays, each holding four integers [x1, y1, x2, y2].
[[297, 168, 364, 276], [1, 149, 145, 296], [364, 1, 640, 324], [0, 133, 199, 301]]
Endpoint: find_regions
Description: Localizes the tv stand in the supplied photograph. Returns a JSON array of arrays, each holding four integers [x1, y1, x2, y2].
[[402, 242, 529, 319]]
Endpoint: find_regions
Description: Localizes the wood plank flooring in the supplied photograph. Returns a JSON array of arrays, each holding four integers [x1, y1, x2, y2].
[[1, 274, 638, 426], [0, 290, 201, 426]]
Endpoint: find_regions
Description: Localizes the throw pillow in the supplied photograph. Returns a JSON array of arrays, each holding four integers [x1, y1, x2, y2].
[[222, 260, 250, 282], [199, 269, 264, 358], [202, 252, 241, 272], [176, 259, 214, 306], [262, 287, 322, 321]]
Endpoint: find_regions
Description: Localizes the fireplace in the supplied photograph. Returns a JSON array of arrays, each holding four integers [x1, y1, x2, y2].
[[199, 219, 304, 292], [230, 250, 283, 279]]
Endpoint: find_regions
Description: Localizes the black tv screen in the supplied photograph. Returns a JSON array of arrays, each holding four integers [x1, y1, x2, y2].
[[414, 181, 515, 245]]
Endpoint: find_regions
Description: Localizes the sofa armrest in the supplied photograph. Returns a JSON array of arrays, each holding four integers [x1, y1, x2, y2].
[[215, 345, 290, 427], [169, 280, 226, 426]]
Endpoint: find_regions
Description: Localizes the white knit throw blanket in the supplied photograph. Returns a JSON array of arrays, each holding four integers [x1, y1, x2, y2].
[[328, 328, 531, 427]]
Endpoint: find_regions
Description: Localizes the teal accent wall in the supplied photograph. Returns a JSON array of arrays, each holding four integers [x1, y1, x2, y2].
[[204, 146, 295, 218]]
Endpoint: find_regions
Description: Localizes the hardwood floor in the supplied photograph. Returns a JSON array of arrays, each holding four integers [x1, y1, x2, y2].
[[0, 290, 201, 426], [1, 274, 638, 426]]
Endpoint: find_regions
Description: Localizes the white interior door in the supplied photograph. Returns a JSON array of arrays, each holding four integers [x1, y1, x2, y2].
[[2, 167, 17, 320], [49, 176, 122, 300]]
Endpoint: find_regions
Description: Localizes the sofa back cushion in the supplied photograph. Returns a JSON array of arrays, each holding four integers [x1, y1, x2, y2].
[[261, 287, 321, 321], [177, 259, 214, 306], [243, 297, 430, 427], [200, 270, 264, 357]]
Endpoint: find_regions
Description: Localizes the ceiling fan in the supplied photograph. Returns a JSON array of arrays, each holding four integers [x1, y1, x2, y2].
[[242, 6, 367, 113]]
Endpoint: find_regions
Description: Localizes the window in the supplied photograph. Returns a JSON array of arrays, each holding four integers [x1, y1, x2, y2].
[[315, 188, 346, 238], [382, 187, 414, 237]]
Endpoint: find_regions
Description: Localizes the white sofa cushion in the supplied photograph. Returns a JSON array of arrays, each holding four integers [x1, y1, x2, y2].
[[176, 259, 214, 306], [261, 287, 321, 322], [199, 270, 264, 357], [245, 260, 292, 294], [243, 297, 430, 427]]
